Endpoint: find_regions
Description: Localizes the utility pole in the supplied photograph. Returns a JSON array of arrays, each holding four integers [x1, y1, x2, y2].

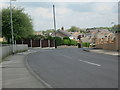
[[53, 5, 57, 48]]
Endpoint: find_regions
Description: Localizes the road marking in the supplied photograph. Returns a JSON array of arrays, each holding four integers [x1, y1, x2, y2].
[[79, 60, 101, 66]]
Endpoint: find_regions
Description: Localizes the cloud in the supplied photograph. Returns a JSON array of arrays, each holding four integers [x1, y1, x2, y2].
[[92, 2, 117, 13], [0, 2, 9, 9], [2, 0, 119, 2], [1, 2, 118, 31], [34, 7, 53, 19], [56, 7, 72, 15]]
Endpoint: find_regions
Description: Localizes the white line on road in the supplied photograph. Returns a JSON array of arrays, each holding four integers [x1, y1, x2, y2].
[[79, 60, 101, 66]]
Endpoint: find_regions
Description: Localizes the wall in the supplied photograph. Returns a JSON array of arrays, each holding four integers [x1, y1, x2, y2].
[[95, 33, 120, 51], [0, 44, 28, 61]]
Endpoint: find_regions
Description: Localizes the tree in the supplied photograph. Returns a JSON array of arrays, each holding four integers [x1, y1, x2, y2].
[[42, 29, 55, 35], [112, 24, 120, 33], [67, 26, 80, 32], [2, 7, 34, 43]]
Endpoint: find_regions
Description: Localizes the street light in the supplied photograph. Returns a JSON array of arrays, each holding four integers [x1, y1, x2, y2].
[[10, 0, 16, 54]]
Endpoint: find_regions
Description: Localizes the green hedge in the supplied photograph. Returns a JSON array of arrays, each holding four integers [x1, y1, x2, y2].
[[70, 40, 77, 46], [54, 37, 63, 46], [0, 42, 8, 44], [82, 42, 90, 47], [63, 39, 71, 46], [53, 37, 78, 46]]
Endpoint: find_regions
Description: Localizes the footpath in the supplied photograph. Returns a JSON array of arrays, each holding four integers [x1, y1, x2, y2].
[[0, 48, 47, 88], [83, 48, 119, 56]]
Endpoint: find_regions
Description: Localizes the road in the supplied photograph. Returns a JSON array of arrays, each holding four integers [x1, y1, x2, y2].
[[27, 48, 118, 88]]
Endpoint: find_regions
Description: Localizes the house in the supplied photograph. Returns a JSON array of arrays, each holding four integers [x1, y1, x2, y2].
[[69, 32, 80, 40], [0, 37, 6, 42], [88, 29, 110, 43], [51, 27, 71, 38], [34, 31, 43, 35]]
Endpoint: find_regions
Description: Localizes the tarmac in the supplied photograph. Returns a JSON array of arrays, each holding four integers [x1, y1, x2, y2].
[[0, 47, 119, 89]]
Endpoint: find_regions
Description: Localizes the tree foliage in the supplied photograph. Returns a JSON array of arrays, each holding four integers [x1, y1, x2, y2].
[[67, 26, 80, 32], [2, 7, 34, 43], [112, 24, 120, 33], [42, 29, 55, 35]]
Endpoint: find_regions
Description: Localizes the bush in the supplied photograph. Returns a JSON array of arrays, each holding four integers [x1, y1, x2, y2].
[[63, 39, 71, 46], [82, 42, 90, 47], [0, 42, 8, 44], [70, 40, 77, 46], [54, 37, 63, 46], [45, 36, 54, 40], [63, 37, 70, 40]]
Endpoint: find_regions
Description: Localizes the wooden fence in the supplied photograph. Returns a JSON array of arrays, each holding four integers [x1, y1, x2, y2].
[[16, 39, 55, 48]]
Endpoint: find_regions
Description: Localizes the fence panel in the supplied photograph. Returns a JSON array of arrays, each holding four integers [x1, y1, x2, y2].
[[32, 40, 40, 47], [42, 40, 48, 48], [50, 40, 55, 47]]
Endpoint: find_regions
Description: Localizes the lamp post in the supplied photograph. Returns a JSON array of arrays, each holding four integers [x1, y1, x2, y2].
[[10, 0, 16, 54], [53, 5, 57, 48]]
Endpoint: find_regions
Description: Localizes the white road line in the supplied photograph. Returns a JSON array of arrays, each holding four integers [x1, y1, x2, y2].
[[79, 60, 101, 66]]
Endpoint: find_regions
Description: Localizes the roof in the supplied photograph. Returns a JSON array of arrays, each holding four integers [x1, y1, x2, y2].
[[57, 30, 71, 37]]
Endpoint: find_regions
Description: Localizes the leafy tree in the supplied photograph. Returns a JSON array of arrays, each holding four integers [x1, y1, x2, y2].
[[42, 29, 55, 35], [27, 35, 44, 40], [67, 26, 80, 32], [111, 24, 120, 33], [45, 36, 54, 40], [2, 7, 34, 43]]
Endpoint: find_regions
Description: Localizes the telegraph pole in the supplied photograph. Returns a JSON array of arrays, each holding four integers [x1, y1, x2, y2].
[[53, 5, 57, 48]]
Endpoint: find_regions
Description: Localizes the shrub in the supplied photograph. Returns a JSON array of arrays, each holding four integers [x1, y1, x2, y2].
[[63, 37, 70, 40], [63, 39, 71, 46], [54, 37, 63, 46], [70, 40, 77, 46], [82, 42, 90, 47], [0, 42, 8, 44]]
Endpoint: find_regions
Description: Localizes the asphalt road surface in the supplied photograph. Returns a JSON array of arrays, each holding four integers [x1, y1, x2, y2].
[[27, 48, 118, 88]]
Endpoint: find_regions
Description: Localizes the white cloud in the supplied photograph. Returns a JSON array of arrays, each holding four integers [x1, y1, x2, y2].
[[92, 3, 117, 13], [34, 7, 52, 19], [57, 7, 72, 15], [0, 2, 9, 9], [2, 0, 119, 2], [0, 2, 118, 31]]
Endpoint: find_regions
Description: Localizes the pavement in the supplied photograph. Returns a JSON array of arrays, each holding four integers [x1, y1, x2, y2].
[[83, 48, 119, 56], [1, 49, 47, 88]]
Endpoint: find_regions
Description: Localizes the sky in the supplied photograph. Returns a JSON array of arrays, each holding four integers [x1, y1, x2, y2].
[[1, 0, 119, 31]]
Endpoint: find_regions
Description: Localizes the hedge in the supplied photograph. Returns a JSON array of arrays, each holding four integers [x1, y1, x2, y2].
[[82, 42, 90, 47]]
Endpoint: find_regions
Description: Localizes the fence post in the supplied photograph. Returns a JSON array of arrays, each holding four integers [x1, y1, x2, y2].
[[30, 39, 32, 47], [40, 39, 41, 48], [22, 39, 23, 44], [40, 40, 42, 48], [48, 40, 50, 47], [15, 40, 16, 45]]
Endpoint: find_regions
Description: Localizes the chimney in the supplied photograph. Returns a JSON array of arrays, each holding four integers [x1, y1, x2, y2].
[[61, 26, 64, 31]]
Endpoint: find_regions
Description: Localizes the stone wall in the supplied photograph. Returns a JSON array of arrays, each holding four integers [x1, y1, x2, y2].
[[95, 33, 120, 51]]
